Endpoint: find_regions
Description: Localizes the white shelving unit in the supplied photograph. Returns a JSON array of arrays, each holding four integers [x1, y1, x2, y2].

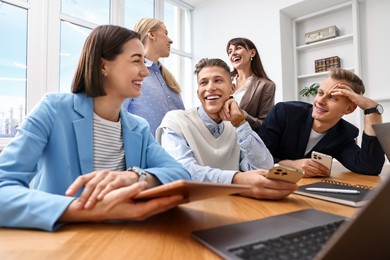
[[294, 1, 359, 99], [280, 0, 362, 129], [296, 34, 353, 51]]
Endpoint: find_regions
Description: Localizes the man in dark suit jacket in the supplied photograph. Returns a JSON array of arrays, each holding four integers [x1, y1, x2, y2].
[[258, 68, 385, 177]]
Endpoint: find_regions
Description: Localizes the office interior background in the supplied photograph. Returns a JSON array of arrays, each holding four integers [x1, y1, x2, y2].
[[0, 0, 389, 150]]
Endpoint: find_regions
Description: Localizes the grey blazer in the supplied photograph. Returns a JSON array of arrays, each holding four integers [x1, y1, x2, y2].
[[239, 75, 275, 131]]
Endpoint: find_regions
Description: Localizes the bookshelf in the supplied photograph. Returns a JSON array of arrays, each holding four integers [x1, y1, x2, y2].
[[280, 0, 361, 128]]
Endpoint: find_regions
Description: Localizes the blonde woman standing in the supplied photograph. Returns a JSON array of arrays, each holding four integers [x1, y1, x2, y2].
[[227, 37, 275, 131], [124, 18, 185, 136]]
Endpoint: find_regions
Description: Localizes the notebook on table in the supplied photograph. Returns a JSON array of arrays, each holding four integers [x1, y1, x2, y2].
[[294, 179, 373, 207], [293, 122, 390, 208]]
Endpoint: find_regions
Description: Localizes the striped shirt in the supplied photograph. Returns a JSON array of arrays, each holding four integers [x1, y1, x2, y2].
[[93, 113, 125, 171]]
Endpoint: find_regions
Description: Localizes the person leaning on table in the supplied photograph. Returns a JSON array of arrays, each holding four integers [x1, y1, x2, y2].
[[156, 58, 297, 200], [257, 68, 385, 177], [0, 25, 190, 231]]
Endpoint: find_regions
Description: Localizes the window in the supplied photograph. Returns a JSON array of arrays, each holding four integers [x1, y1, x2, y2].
[[0, 0, 193, 149], [59, 0, 109, 92], [61, 0, 110, 25], [60, 22, 91, 93], [124, 0, 154, 29], [0, 1, 27, 138], [163, 0, 193, 107]]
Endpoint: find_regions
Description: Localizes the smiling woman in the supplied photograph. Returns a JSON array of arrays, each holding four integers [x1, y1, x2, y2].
[[226, 37, 276, 131], [0, 0, 193, 150], [0, 25, 191, 231]]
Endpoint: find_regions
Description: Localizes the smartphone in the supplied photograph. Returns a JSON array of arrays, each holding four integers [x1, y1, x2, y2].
[[266, 163, 304, 183], [311, 151, 333, 176]]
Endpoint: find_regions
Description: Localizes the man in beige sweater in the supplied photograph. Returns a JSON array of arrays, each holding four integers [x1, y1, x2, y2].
[[156, 58, 297, 199]]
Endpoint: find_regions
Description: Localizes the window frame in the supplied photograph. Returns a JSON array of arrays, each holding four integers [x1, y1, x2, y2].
[[160, 0, 194, 108], [0, 0, 193, 149], [0, 0, 37, 148]]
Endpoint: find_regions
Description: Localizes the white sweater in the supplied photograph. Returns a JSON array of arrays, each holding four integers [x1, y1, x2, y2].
[[157, 107, 240, 171]]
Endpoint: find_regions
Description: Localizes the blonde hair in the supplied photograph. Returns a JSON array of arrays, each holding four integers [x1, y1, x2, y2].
[[133, 18, 181, 94], [329, 68, 365, 95]]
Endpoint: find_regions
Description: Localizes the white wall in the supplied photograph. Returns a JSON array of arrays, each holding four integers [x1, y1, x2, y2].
[[360, 0, 390, 123], [189, 0, 390, 125], [189, 0, 301, 107]]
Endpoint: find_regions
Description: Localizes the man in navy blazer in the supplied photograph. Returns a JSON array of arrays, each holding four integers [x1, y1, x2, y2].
[[258, 68, 385, 177]]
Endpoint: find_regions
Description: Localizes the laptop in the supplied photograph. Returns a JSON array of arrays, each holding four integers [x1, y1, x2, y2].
[[192, 123, 390, 260], [373, 122, 390, 161]]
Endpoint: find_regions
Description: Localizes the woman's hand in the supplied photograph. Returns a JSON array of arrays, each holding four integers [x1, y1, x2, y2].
[[65, 170, 137, 210], [60, 182, 187, 223]]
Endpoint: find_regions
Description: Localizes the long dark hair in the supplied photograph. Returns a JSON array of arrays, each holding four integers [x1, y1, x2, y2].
[[71, 25, 140, 97], [226, 37, 271, 81]]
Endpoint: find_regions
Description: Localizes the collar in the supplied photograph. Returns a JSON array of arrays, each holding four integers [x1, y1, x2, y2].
[[144, 58, 161, 70], [198, 106, 224, 137]]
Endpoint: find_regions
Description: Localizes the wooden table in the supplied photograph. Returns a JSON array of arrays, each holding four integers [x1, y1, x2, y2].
[[0, 163, 388, 260]]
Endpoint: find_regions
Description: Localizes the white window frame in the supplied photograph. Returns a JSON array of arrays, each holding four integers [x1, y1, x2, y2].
[[160, 0, 194, 108], [0, 0, 193, 150]]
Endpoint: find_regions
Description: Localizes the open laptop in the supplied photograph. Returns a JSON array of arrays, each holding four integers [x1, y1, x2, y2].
[[192, 123, 390, 260], [373, 122, 390, 161]]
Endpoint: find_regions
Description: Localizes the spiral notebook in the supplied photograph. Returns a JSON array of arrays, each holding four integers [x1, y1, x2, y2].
[[294, 179, 373, 207]]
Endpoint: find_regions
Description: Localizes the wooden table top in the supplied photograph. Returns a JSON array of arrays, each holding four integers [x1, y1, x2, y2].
[[0, 163, 388, 260]]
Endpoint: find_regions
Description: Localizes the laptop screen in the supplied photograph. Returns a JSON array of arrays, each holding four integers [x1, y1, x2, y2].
[[372, 122, 390, 161]]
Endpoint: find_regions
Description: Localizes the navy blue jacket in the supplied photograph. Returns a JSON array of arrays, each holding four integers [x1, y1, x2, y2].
[[257, 101, 385, 175]]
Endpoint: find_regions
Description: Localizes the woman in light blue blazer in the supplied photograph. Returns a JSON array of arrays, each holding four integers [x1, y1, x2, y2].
[[0, 25, 190, 231]]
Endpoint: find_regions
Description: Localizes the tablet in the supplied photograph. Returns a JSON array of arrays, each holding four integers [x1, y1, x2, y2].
[[133, 180, 251, 202]]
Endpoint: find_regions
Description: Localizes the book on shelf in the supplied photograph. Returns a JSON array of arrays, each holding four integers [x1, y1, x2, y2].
[[294, 179, 374, 207]]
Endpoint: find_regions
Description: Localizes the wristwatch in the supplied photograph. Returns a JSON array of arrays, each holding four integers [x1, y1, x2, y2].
[[230, 114, 246, 127], [364, 104, 384, 115], [129, 166, 147, 182]]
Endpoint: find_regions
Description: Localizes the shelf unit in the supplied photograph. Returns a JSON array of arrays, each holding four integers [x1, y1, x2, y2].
[[294, 1, 359, 98], [280, 0, 362, 129], [295, 34, 353, 52]]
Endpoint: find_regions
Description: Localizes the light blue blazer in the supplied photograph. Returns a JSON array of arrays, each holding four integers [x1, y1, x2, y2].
[[0, 93, 190, 231]]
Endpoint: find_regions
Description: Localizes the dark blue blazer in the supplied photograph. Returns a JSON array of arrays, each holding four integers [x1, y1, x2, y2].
[[258, 101, 385, 175]]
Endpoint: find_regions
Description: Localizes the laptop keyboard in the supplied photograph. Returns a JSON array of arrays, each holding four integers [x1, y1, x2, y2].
[[227, 220, 344, 260]]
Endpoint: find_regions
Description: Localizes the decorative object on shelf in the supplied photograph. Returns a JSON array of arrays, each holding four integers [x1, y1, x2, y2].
[[299, 83, 320, 99], [315, 56, 340, 73], [305, 25, 339, 44]]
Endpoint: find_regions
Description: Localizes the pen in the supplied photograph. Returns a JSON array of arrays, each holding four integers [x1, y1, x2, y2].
[[305, 187, 360, 194]]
